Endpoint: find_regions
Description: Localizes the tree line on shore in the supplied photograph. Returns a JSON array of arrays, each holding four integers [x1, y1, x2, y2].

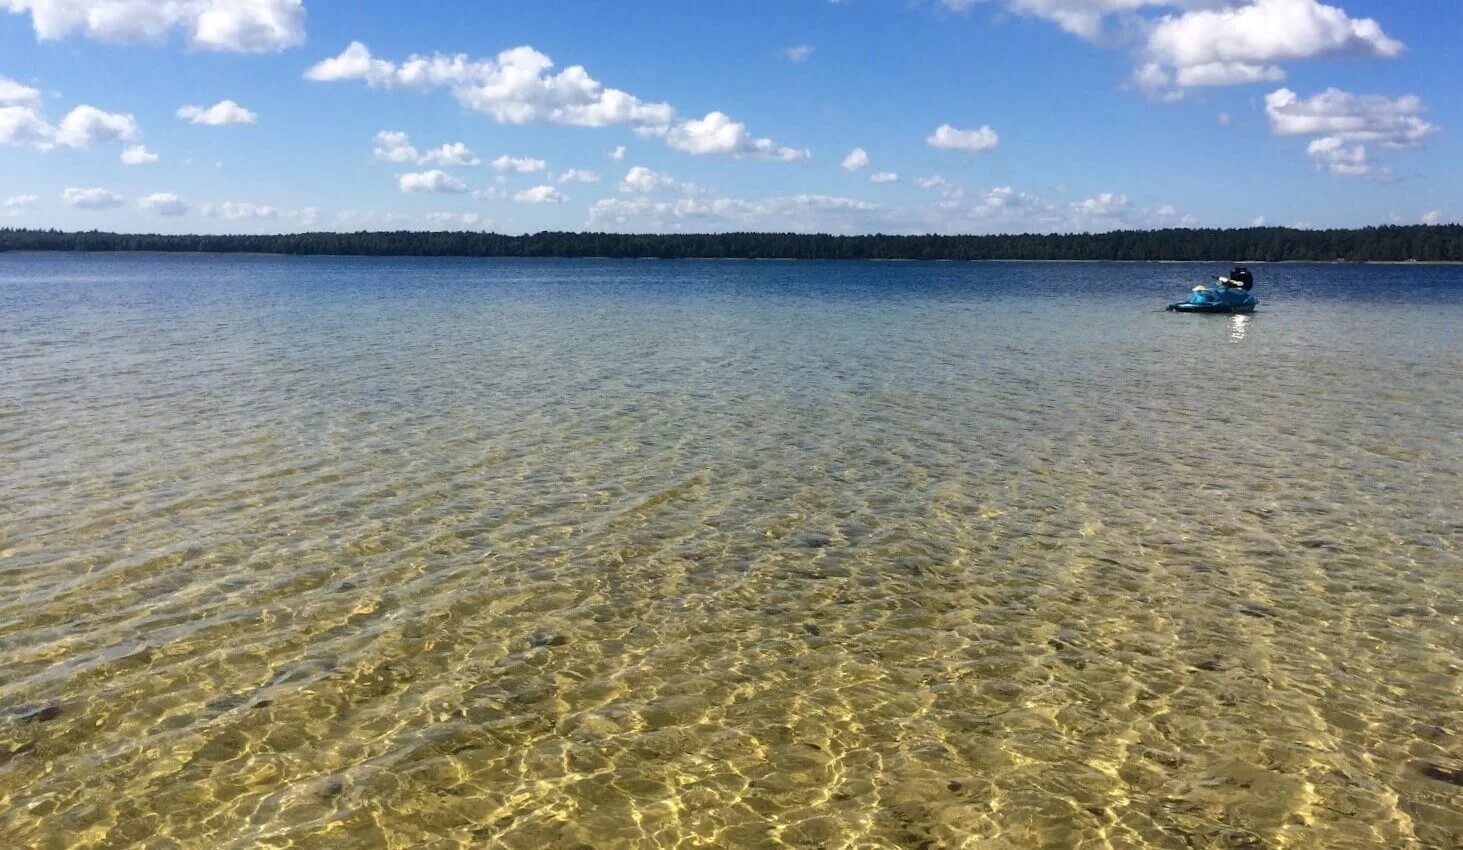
[[1, 225, 1459, 262]]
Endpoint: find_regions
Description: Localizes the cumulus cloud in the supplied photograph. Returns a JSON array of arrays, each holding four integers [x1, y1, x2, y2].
[[927, 123, 999, 152], [420, 142, 479, 166], [1072, 192, 1130, 216], [870, 171, 899, 183], [619, 165, 687, 194], [638, 111, 809, 160], [490, 154, 547, 174], [945, 1, 1405, 96], [305, 41, 674, 126], [121, 143, 158, 164], [1265, 87, 1435, 179], [1304, 136, 1371, 177], [557, 169, 600, 184], [306, 42, 804, 160], [373, 131, 479, 166], [0, 105, 56, 146], [0, 74, 40, 105], [177, 100, 256, 125], [397, 169, 468, 193], [2, 0, 306, 52], [514, 185, 568, 204], [139, 192, 188, 215], [56, 104, 139, 146], [609, 145, 626, 161], [841, 147, 870, 171], [3, 103, 140, 150], [372, 130, 417, 163], [62, 186, 123, 208], [1147, 0, 1403, 80]]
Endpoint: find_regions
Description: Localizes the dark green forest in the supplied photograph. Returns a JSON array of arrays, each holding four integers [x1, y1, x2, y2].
[[1, 226, 1459, 262]]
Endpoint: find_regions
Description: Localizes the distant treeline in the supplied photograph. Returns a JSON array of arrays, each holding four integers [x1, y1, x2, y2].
[[1, 226, 1460, 262]]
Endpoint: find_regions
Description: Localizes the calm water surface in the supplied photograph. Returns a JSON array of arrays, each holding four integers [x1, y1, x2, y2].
[[1, 255, 1460, 850]]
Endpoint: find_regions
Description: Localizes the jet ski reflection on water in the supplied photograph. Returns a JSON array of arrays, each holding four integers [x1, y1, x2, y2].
[[1167, 266, 1259, 314]]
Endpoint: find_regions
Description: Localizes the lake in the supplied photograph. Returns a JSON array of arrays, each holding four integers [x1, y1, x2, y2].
[[1, 254, 1460, 849]]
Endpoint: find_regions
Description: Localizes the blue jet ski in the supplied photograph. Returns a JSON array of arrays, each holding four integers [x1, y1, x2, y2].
[[1168, 266, 1258, 314]]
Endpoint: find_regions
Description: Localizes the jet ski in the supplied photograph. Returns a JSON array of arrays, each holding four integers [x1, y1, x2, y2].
[[1168, 266, 1258, 314]]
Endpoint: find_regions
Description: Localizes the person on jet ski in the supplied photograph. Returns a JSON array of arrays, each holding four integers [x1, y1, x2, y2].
[[1217, 266, 1255, 291]]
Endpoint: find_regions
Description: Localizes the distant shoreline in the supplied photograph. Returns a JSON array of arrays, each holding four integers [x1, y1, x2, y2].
[[3, 251, 1461, 266], [1, 225, 1459, 263]]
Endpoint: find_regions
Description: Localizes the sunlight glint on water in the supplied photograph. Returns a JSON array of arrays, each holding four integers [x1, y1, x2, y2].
[[0, 255, 1460, 849]]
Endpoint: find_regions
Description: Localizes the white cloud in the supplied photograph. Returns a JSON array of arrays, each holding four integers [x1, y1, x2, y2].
[[62, 186, 123, 208], [1252, 215, 1267, 226], [1218, 111, 1233, 126], [870, 171, 899, 183], [421, 142, 479, 166], [940, 0, 1167, 42], [306, 42, 805, 160], [177, 100, 256, 126], [609, 145, 626, 161], [490, 154, 547, 174], [1147, 0, 1403, 77], [0, 105, 54, 146], [1420, 211, 1443, 226], [372, 131, 479, 166], [639, 111, 809, 160], [426, 211, 486, 229], [1153, 203, 1198, 227], [589, 192, 882, 233], [2, 0, 306, 52], [514, 185, 567, 204], [947, 1, 1405, 96], [2, 103, 141, 151], [1141, 0, 1402, 96], [305, 41, 674, 127], [201, 201, 277, 219], [3, 193, 37, 216], [121, 143, 158, 164], [1305, 136, 1372, 177], [1265, 87, 1434, 146], [372, 130, 417, 163], [557, 168, 600, 184], [927, 123, 999, 153], [397, 169, 468, 194], [619, 165, 685, 194], [56, 104, 139, 147], [1265, 87, 1435, 179], [841, 147, 870, 171], [335, 209, 410, 227], [1071, 192, 1130, 217], [139, 192, 187, 215], [0, 74, 40, 105], [783, 44, 814, 63], [915, 175, 965, 203]]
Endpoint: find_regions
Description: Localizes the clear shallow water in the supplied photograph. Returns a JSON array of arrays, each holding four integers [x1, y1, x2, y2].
[[0, 254, 1459, 850]]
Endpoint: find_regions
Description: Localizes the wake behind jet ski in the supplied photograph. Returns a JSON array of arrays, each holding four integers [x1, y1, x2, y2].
[[1168, 266, 1259, 314]]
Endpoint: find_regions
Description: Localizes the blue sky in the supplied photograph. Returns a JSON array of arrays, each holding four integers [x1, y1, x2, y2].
[[1, 0, 1458, 234]]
